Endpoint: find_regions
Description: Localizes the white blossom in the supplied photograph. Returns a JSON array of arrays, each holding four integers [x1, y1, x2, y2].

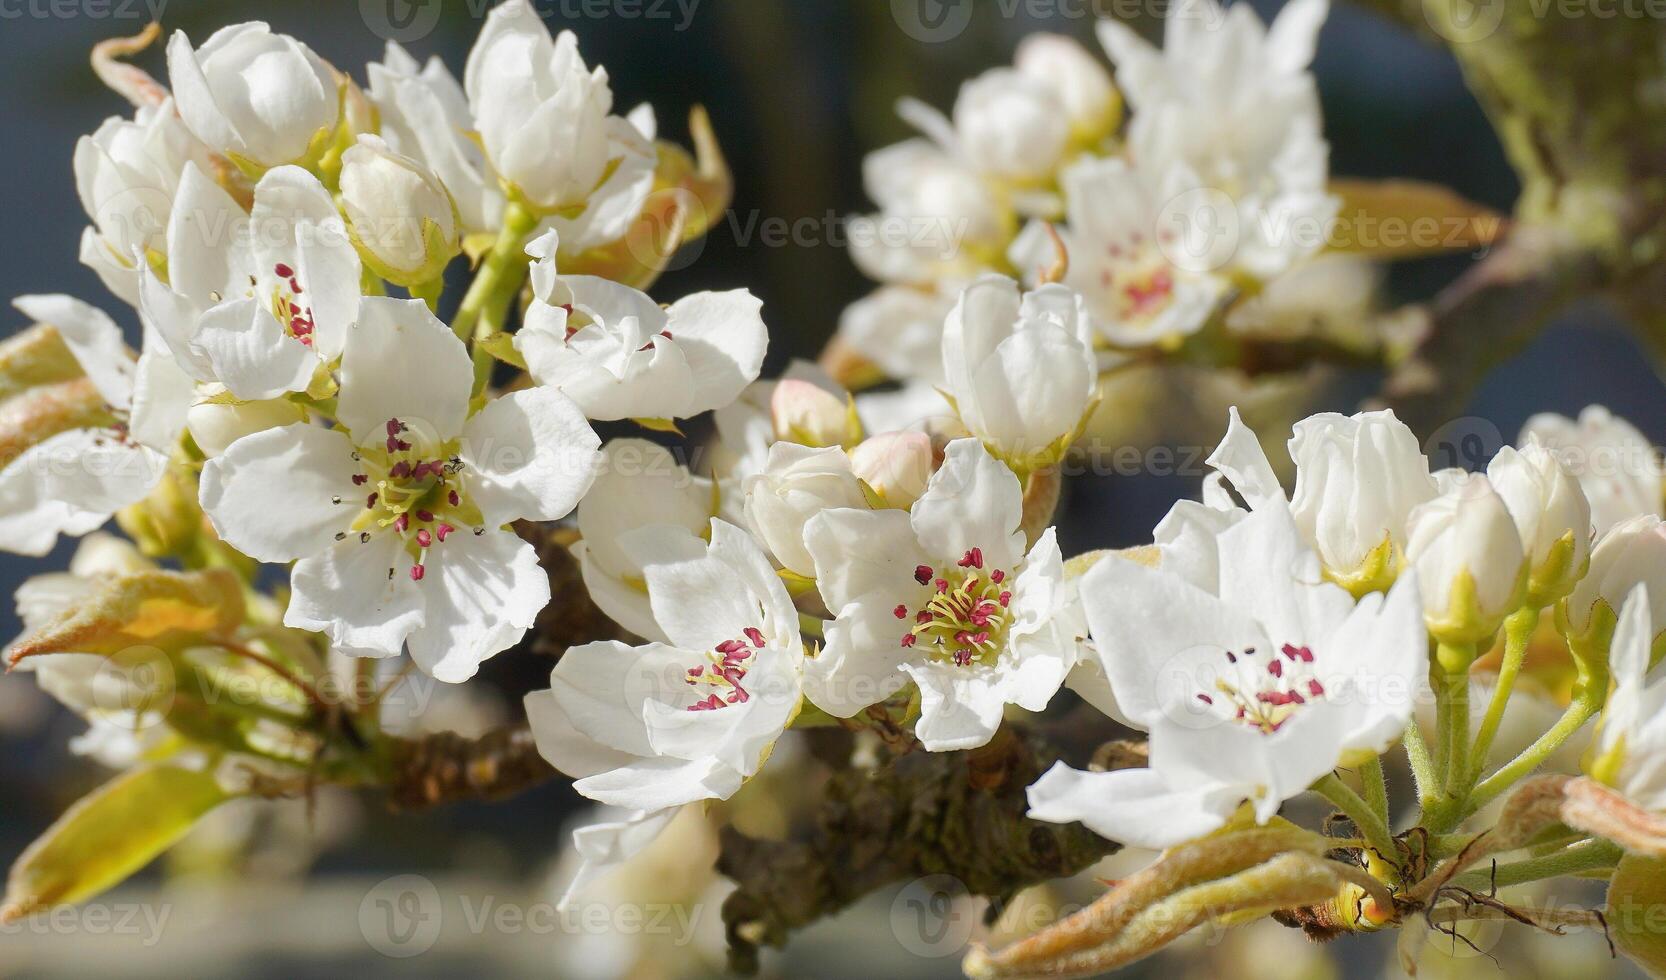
[[1564, 515, 1666, 644], [516, 231, 768, 421], [526, 519, 803, 904], [1404, 475, 1527, 641], [339, 135, 460, 286], [1488, 438, 1593, 602], [941, 276, 1096, 469], [1592, 586, 1666, 812], [1029, 506, 1425, 849], [198, 298, 600, 681], [802, 439, 1080, 751], [463, 0, 654, 247], [1521, 406, 1663, 536], [743, 442, 870, 577], [166, 22, 341, 168], [74, 101, 211, 305]]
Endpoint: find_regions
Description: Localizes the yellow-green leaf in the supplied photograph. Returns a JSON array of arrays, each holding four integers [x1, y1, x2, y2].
[[0, 324, 83, 404], [2, 766, 230, 922], [6, 568, 244, 665], [1608, 853, 1666, 978], [1328, 178, 1507, 259], [477, 332, 527, 370]]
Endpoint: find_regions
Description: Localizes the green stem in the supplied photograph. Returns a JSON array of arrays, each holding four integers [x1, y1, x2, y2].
[[1361, 756, 1391, 824], [1403, 719, 1439, 813], [1447, 838, 1622, 892], [1435, 640, 1477, 799], [1464, 689, 1602, 818], [410, 275, 444, 313], [452, 200, 539, 392], [1468, 605, 1540, 785], [1313, 772, 1399, 863]]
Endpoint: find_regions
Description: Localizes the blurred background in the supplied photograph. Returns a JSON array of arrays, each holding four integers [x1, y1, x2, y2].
[[0, 0, 1656, 976]]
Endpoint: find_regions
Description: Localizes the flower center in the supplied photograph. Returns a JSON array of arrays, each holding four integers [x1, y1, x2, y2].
[[1098, 240, 1176, 325], [684, 626, 766, 711], [894, 548, 1013, 667], [268, 263, 315, 347], [1197, 643, 1327, 734], [335, 416, 484, 582]]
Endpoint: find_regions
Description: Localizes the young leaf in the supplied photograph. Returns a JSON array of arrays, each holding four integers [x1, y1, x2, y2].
[[1, 766, 230, 922], [1608, 853, 1666, 978], [6, 568, 244, 665]]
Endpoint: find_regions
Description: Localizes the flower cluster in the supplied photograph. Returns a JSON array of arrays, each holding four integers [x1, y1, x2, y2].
[[4, 4, 1665, 977]]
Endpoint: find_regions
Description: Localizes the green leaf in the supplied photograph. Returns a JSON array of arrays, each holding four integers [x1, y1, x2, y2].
[[1328, 178, 1507, 259], [476, 331, 526, 370], [1609, 853, 1666, 977], [2, 766, 231, 922]]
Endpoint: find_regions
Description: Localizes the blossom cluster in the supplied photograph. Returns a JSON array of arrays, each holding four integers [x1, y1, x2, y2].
[[3, 2, 1666, 975]]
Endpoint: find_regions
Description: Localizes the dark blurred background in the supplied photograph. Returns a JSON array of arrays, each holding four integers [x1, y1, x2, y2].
[[0, 1, 1659, 976]]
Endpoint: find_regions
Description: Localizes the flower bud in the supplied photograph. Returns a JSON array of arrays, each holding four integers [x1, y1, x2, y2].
[[1521, 405, 1664, 536], [941, 276, 1097, 474], [743, 443, 869, 577], [1488, 439, 1593, 605], [1562, 515, 1666, 658], [1288, 410, 1437, 595], [340, 135, 461, 287], [1405, 475, 1527, 644], [186, 395, 306, 458], [1014, 33, 1119, 142], [849, 431, 935, 509], [952, 68, 1069, 183], [167, 23, 340, 169], [771, 378, 859, 448]]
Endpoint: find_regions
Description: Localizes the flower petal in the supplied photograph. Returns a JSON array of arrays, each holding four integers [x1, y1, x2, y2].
[[1026, 762, 1243, 849], [338, 297, 471, 442], [200, 423, 360, 562], [193, 298, 316, 401], [663, 290, 768, 416], [406, 527, 549, 682], [910, 438, 1025, 570], [460, 385, 600, 525], [286, 532, 426, 658]]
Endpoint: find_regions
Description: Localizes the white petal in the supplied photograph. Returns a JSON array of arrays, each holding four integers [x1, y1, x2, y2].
[[165, 162, 250, 308], [555, 806, 681, 912], [406, 528, 549, 682], [663, 290, 769, 415], [804, 595, 912, 717], [193, 298, 316, 400], [803, 507, 929, 612], [574, 538, 669, 643], [250, 166, 361, 358], [643, 520, 781, 652], [12, 295, 135, 408], [904, 661, 1007, 751], [286, 533, 426, 658], [910, 438, 1025, 570], [460, 385, 600, 525], [0, 440, 110, 556], [1207, 407, 1285, 510], [1026, 762, 1243, 849], [338, 297, 471, 442], [525, 686, 642, 780], [200, 423, 359, 562], [1077, 553, 1269, 729], [40, 432, 166, 518], [128, 343, 195, 451]]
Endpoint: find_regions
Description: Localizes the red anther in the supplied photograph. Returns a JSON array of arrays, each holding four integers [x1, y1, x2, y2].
[[1225, 651, 1238, 663], [437, 523, 454, 542], [274, 263, 294, 278], [394, 513, 410, 533], [686, 665, 704, 677], [990, 569, 1005, 584], [1268, 660, 1283, 678], [914, 564, 933, 585], [972, 631, 990, 645], [998, 591, 1011, 606], [900, 634, 917, 648], [448, 490, 461, 507], [1307, 679, 1325, 697], [416, 510, 435, 523], [744, 627, 765, 648], [916, 610, 932, 624], [289, 278, 303, 295], [409, 563, 425, 581], [416, 529, 432, 548], [935, 578, 949, 593], [953, 649, 973, 666], [970, 547, 983, 568], [715, 639, 746, 655], [894, 604, 908, 619], [352, 474, 368, 486], [958, 551, 974, 568], [366, 492, 379, 507], [687, 694, 724, 712], [387, 438, 403, 455], [1196, 693, 1214, 705], [386, 419, 402, 437], [395, 439, 412, 451]]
